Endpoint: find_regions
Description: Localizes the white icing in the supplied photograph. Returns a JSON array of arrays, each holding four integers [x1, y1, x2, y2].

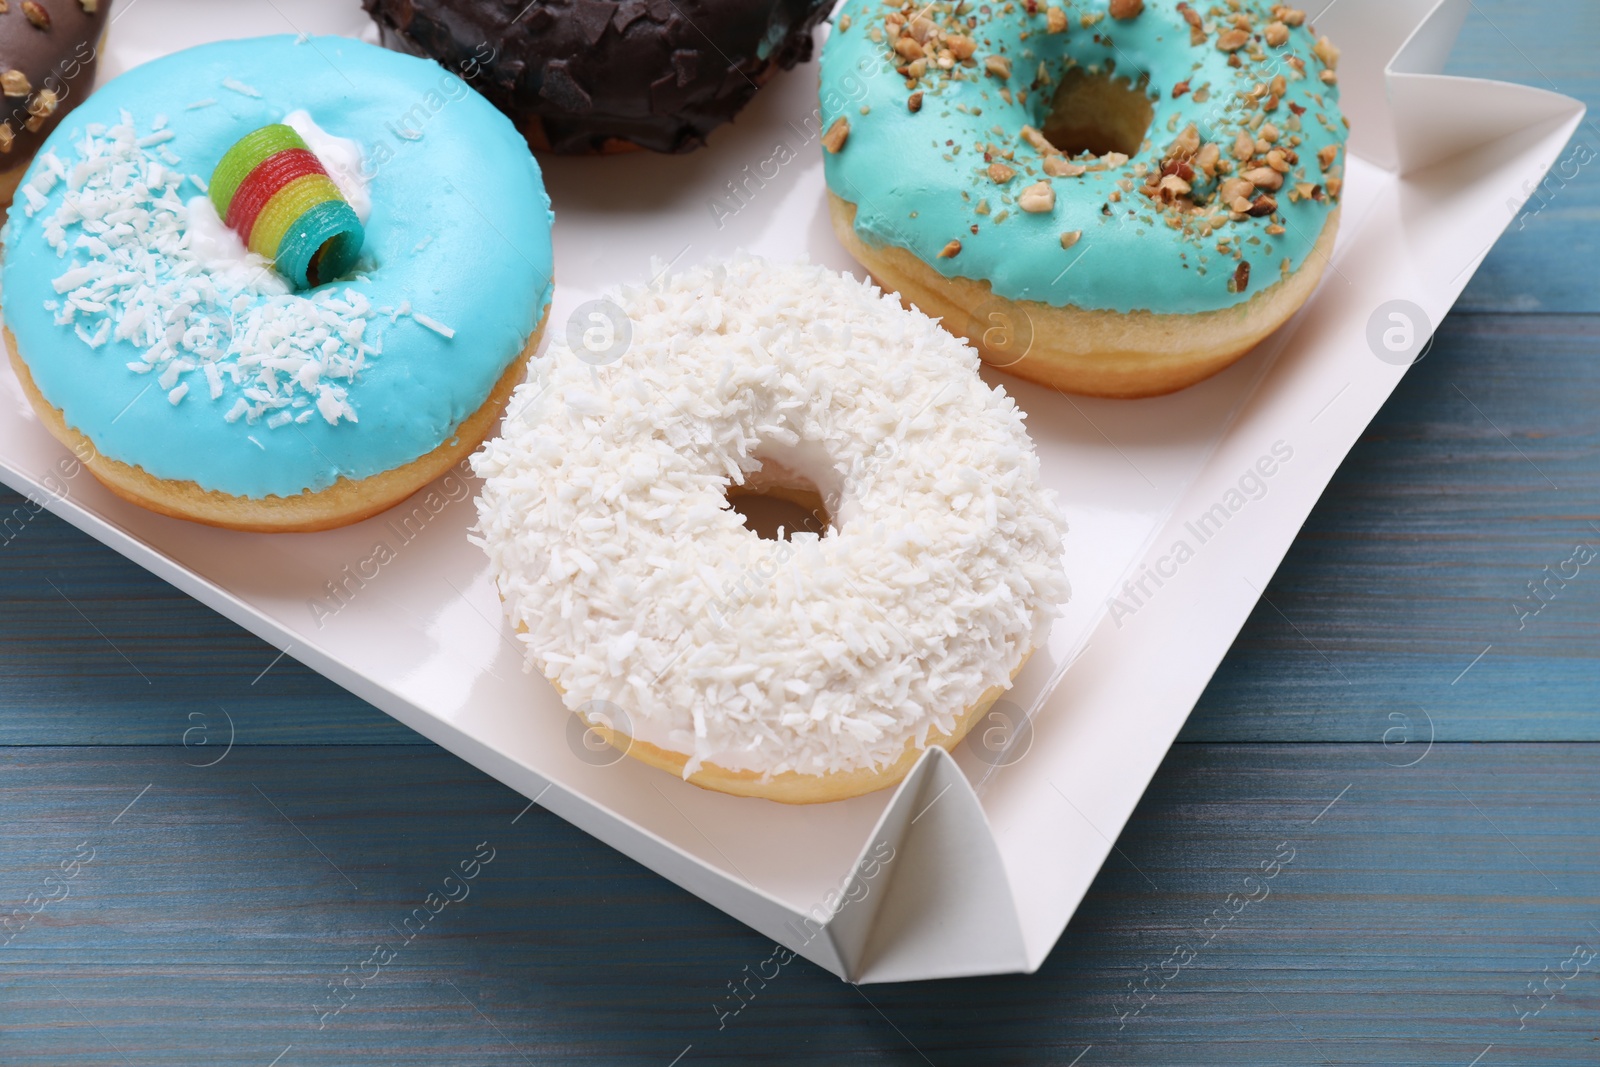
[[183, 195, 288, 292], [472, 257, 1071, 779], [282, 109, 371, 224]]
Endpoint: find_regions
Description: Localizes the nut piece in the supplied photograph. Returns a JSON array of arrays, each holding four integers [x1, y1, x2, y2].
[[821, 117, 849, 153], [938, 239, 962, 258], [894, 35, 925, 61], [1264, 21, 1288, 46], [987, 161, 1017, 183], [984, 54, 1011, 81], [1109, 0, 1144, 19], [1018, 180, 1056, 213], [1242, 166, 1284, 191], [1318, 143, 1339, 170], [1247, 194, 1278, 216], [946, 34, 976, 60], [1313, 36, 1341, 70], [1, 69, 31, 97], [1020, 124, 1058, 154], [1232, 260, 1252, 292], [1043, 156, 1087, 177], [1232, 131, 1256, 161], [1060, 230, 1082, 249], [81, 0, 99, 9], [907, 91, 923, 112], [1216, 28, 1251, 51], [27, 88, 58, 117], [0, 122, 13, 153], [22, 1, 50, 29], [1046, 5, 1067, 32]]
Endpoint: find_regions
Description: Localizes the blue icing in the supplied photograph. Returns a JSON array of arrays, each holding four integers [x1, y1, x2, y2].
[[820, 0, 1345, 315], [1, 35, 554, 500]]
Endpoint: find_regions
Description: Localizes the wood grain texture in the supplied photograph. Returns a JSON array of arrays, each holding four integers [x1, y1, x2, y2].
[[1, 744, 1598, 1066], [1184, 313, 1600, 742], [1446, 0, 1600, 315]]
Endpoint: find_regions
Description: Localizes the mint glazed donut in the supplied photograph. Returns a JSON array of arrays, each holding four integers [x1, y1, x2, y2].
[[1, 35, 554, 531], [820, 0, 1347, 398]]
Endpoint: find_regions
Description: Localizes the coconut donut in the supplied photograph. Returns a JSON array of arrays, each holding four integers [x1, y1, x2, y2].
[[473, 257, 1069, 804], [820, 0, 1347, 398], [1, 35, 554, 531]]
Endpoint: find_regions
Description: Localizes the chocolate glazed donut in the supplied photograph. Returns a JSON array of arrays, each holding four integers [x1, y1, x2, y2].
[[1, 0, 111, 207], [361, 0, 831, 154]]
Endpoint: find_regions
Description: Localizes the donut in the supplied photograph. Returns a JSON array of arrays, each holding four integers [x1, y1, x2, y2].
[[1, 35, 555, 532], [819, 0, 1347, 398], [472, 257, 1069, 804], [0, 0, 110, 208], [361, 0, 834, 155]]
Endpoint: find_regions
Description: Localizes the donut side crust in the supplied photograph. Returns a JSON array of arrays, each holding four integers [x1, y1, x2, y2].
[[829, 193, 1340, 399], [555, 654, 1031, 805], [3, 306, 548, 532]]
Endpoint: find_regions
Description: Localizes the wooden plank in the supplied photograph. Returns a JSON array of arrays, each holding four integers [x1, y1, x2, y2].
[[0, 742, 1596, 1065], [1186, 312, 1600, 742], [1447, 0, 1600, 315]]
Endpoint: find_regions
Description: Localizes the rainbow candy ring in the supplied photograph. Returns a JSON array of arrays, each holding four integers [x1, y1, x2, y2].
[[209, 124, 365, 289]]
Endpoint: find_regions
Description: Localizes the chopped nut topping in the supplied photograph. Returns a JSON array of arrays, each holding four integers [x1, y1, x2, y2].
[[908, 91, 923, 112], [1247, 194, 1277, 216], [1043, 156, 1087, 177], [1318, 143, 1339, 170], [1273, 5, 1306, 25], [1265, 149, 1291, 173], [1313, 36, 1341, 69], [1195, 142, 1221, 177], [1231, 260, 1252, 292], [821, 117, 849, 153], [984, 55, 1011, 80], [1326, 176, 1343, 198], [1020, 124, 1058, 154], [1216, 28, 1251, 52], [22, 0, 49, 29], [1231, 131, 1255, 161], [938, 239, 962, 258], [1229, 195, 1253, 214], [908, 16, 939, 42], [988, 161, 1017, 183], [946, 34, 976, 60], [1060, 230, 1082, 249], [1219, 177, 1255, 203], [1260, 123, 1280, 143], [837, 12, 850, 30], [1176, 1, 1206, 44], [0, 122, 12, 153], [1018, 180, 1056, 212], [1264, 21, 1288, 46], [1046, 5, 1067, 32], [1109, 0, 1144, 19], [1266, 224, 1286, 236], [1242, 165, 1284, 191], [27, 88, 57, 117], [1, 69, 31, 97], [1157, 174, 1192, 201], [1172, 79, 1191, 97], [1320, 69, 1338, 86], [894, 36, 925, 61], [1168, 123, 1201, 159]]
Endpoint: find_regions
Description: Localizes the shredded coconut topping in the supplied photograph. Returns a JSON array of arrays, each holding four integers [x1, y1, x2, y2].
[[29, 115, 383, 429], [472, 257, 1069, 778]]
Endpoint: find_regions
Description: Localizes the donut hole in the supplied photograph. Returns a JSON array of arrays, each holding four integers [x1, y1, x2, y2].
[[726, 480, 831, 541], [725, 450, 837, 541], [1039, 68, 1154, 158]]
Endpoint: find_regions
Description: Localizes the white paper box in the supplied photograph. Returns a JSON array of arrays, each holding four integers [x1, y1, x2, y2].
[[0, 0, 1582, 983]]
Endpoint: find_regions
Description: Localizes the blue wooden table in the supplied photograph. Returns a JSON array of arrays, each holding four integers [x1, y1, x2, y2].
[[3, 5, 1598, 1064]]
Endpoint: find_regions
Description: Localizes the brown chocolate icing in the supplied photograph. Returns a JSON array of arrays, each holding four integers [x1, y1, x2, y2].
[[361, 0, 831, 154], [0, 0, 109, 178]]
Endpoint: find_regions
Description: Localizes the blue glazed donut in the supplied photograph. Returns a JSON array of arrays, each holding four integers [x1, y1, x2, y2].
[[820, 0, 1346, 397], [1, 35, 554, 530]]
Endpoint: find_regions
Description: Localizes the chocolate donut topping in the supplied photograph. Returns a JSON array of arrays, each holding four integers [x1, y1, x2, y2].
[[361, 0, 832, 154], [1, 0, 109, 177]]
